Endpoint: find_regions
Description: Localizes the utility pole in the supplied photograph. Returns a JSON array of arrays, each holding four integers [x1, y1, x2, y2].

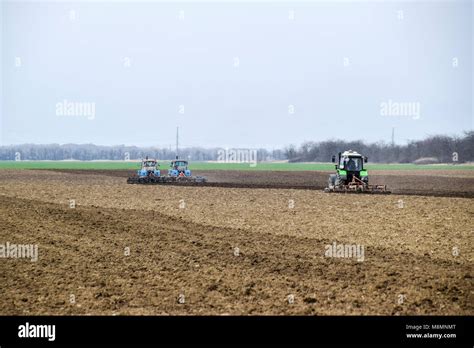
[[391, 127, 395, 147], [176, 126, 179, 159]]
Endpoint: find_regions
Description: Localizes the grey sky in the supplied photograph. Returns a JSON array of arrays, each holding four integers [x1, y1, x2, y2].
[[1, 0, 472, 148]]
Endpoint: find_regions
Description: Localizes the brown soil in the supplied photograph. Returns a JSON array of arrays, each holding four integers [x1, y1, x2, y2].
[[0, 170, 472, 315], [50, 169, 474, 198]]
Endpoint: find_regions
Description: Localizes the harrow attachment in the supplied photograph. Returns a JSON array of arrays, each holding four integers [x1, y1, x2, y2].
[[324, 176, 391, 194], [127, 175, 207, 185]]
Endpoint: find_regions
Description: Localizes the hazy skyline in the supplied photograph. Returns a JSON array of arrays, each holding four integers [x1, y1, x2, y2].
[[1, 0, 472, 148]]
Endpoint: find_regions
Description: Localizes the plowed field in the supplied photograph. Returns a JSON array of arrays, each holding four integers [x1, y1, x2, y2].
[[0, 169, 472, 315]]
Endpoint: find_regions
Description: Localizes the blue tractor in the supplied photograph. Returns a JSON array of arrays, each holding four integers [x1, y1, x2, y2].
[[127, 157, 161, 184], [167, 159, 206, 183], [128, 157, 206, 184], [168, 159, 192, 178]]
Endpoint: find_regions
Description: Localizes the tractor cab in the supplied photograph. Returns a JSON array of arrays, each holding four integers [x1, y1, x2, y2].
[[331, 150, 368, 183], [143, 159, 158, 170], [169, 159, 192, 177], [137, 157, 161, 178], [340, 154, 363, 171]]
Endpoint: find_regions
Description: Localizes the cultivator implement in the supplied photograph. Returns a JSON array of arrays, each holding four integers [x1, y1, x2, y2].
[[324, 182, 391, 194], [127, 175, 207, 185]]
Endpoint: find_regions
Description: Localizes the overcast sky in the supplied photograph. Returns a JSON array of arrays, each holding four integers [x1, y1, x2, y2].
[[1, 0, 472, 148]]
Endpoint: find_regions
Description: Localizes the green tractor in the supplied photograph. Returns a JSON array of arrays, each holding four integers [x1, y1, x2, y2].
[[325, 150, 390, 194]]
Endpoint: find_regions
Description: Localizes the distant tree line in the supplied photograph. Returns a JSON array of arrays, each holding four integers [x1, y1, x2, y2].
[[0, 132, 472, 163], [0, 144, 285, 162], [284, 131, 474, 163]]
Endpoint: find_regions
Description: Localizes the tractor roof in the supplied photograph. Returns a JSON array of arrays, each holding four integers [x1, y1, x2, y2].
[[341, 150, 362, 157], [142, 159, 157, 162]]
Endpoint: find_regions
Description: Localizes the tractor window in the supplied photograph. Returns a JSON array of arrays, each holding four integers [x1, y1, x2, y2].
[[346, 157, 362, 171], [171, 161, 187, 170], [339, 157, 345, 169]]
